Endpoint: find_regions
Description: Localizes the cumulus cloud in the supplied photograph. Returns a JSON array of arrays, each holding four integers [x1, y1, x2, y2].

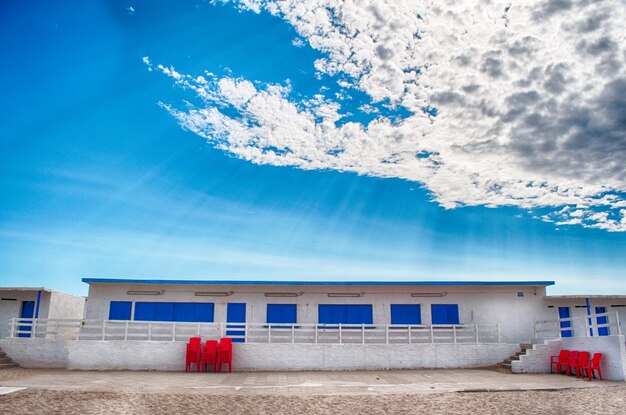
[[152, 0, 626, 231]]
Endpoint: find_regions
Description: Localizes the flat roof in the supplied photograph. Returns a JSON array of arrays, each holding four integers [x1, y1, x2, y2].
[[546, 295, 626, 299], [82, 278, 554, 287], [0, 287, 52, 293]]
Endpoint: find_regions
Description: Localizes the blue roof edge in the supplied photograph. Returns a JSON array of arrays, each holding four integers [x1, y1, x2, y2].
[[82, 278, 555, 287]]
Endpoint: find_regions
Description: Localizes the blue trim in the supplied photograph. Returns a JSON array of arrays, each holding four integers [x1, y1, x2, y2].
[[586, 297, 593, 336], [82, 278, 554, 287], [34, 290, 41, 319]]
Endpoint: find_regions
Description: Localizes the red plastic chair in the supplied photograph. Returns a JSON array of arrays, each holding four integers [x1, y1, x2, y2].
[[550, 350, 569, 374], [581, 353, 603, 381], [564, 351, 579, 376], [201, 340, 218, 373], [571, 351, 589, 378], [185, 337, 202, 373], [217, 337, 233, 373]]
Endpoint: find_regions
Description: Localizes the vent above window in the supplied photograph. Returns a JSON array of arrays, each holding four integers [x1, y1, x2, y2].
[[264, 292, 302, 297], [327, 293, 362, 298], [194, 291, 233, 297], [411, 292, 446, 297], [127, 290, 163, 296]]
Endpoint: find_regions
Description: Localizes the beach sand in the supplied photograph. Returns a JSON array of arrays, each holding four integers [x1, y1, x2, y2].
[[1, 368, 624, 414]]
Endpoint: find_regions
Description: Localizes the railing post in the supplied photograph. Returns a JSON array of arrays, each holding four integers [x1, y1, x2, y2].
[[475, 324, 479, 343], [430, 325, 434, 343], [268, 325, 272, 343], [172, 322, 176, 342], [148, 322, 152, 341], [101, 320, 106, 341], [314, 324, 318, 344], [361, 324, 365, 344], [9, 318, 14, 338], [124, 321, 129, 341], [496, 324, 501, 343], [197, 323, 201, 338], [409, 325, 412, 344], [452, 325, 457, 344], [385, 324, 389, 344], [584, 318, 589, 337], [339, 323, 342, 345], [56, 320, 61, 338], [615, 311, 621, 336], [291, 325, 295, 344]]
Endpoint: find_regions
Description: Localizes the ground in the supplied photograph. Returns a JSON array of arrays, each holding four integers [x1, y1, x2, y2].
[[0, 368, 624, 414]]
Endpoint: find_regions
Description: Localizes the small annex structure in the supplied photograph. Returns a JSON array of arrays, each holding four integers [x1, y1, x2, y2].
[[0, 287, 85, 339]]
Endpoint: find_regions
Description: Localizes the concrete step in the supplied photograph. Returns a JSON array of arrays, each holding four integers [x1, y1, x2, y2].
[[500, 362, 512, 368], [0, 362, 18, 370], [0, 357, 12, 364]]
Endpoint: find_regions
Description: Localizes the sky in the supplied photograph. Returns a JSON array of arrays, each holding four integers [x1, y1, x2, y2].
[[0, 0, 625, 296]]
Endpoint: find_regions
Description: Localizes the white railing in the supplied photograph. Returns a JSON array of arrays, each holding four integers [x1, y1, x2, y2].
[[8, 318, 502, 344], [534, 311, 622, 341]]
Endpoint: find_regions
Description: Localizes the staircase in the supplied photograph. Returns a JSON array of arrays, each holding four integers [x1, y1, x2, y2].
[[0, 347, 18, 370], [500, 343, 532, 370]]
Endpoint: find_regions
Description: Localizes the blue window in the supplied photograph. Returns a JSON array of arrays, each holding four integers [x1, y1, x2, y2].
[[391, 304, 421, 325], [318, 305, 373, 325], [267, 304, 297, 324], [558, 307, 572, 337], [109, 301, 132, 320], [596, 306, 609, 336], [431, 304, 459, 324], [133, 302, 214, 322]]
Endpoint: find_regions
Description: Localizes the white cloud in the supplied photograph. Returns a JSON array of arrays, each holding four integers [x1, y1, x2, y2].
[[151, 0, 626, 231]]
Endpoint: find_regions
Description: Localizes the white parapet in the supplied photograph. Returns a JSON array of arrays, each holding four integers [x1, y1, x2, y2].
[[0, 337, 519, 372]]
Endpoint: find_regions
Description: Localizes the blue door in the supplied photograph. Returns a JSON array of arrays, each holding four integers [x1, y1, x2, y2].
[[227, 303, 246, 342], [558, 307, 572, 337], [19, 301, 35, 337], [596, 306, 609, 336]]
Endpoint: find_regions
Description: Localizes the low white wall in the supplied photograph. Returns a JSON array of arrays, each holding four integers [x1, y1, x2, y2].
[[512, 335, 626, 381], [232, 343, 518, 371], [0, 338, 518, 372], [0, 337, 68, 369]]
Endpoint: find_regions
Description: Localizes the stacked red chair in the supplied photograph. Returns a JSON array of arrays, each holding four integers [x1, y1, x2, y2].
[[564, 351, 579, 376], [581, 353, 603, 381], [217, 337, 233, 373], [550, 350, 569, 374], [201, 340, 218, 373], [185, 337, 202, 373], [571, 351, 589, 378]]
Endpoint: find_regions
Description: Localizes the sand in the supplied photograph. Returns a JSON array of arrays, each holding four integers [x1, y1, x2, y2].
[[1, 368, 624, 414]]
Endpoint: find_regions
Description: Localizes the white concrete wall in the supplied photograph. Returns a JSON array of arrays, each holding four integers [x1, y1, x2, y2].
[[0, 337, 68, 368], [0, 290, 51, 339], [511, 335, 626, 381], [85, 282, 549, 344], [47, 292, 85, 320], [0, 337, 519, 372]]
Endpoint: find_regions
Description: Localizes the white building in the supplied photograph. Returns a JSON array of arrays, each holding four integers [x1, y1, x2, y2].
[[0, 287, 85, 338], [83, 278, 559, 344], [1, 278, 623, 379]]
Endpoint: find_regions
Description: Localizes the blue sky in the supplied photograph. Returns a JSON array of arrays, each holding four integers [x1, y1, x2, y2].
[[1, 1, 625, 296]]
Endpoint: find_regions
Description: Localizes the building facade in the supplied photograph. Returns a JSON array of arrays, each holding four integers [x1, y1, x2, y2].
[[83, 278, 557, 344]]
